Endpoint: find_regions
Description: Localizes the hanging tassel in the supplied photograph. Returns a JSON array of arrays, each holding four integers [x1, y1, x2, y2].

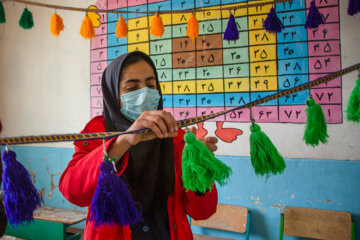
[[0, 1, 5, 24], [182, 132, 232, 193], [348, 0, 360, 16], [1, 148, 42, 227], [224, 13, 239, 41], [346, 74, 360, 122], [305, 1, 325, 29], [250, 122, 286, 177], [263, 7, 284, 34], [50, 13, 64, 37], [186, 13, 199, 42], [89, 158, 142, 228], [80, 15, 95, 39], [115, 16, 128, 38], [303, 97, 329, 146], [19, 8, 34, 30], [150, 13, 164, 37]]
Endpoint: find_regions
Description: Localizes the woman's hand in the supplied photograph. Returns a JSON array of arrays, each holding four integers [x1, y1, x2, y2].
[[190, 127, 218, 153]]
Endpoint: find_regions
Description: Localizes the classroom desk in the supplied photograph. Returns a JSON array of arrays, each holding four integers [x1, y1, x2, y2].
[[5, 207, 87, 240]]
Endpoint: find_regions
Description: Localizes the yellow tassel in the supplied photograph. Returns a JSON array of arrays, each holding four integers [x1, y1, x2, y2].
[[80, 15, 95, 39], [50, 13, 64, 36], [115, 16, 128, 38], [150, 13, 164, 37], [186, 13, 199, 42]]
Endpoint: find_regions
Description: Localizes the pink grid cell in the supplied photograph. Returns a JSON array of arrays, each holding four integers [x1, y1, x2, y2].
[[305, 0, 339, 7], [94, 23, 108, 36], [91, 48, 108, 62], [91, 74, 103, 85], [91, 35, 107, 49], [305, 6, 339, 23], [173, 108, 197, 121], [309, 74, 341, 88], [251, 106, 279, 123], [163, 108, 174, 115], [309, 56, 340, 73], [91, 97, 104, 108], [197, 107, 225, 121], [91, 61, 107, 74], [310, 88, 341, 104], [279, 105, 307, 123], [108, 0, 127, 9], [91, 86, 103, 97], [224, 107, 250, 122], [308, 40, 340, 56], [91, 108, 103, 119], [321, 104, 342, 123], [128, 0, 147, 7], [307, 23, 340, 41]]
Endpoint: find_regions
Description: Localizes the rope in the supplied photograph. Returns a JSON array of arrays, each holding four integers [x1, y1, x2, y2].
[[1, 62, 359, 145]]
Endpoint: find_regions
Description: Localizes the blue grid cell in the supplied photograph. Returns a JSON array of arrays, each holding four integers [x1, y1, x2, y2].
[[196, 0, 221, 8], [107, 10, 127, 23], [162, 94, 173, 108], [148, 1, 171, 12], [279, 89, 309, 105], [277, 42, 308, 59], [250, 92, 278, 106], [225, 93, 250, 107], [197, 93, 224, 107], [278, 75, 309, 90], [108, 33, 128, 47], [277, 26, 308, 43], [173, 94, 196, 107], [278, 58, 309, 75], [276, 0, 305, 12], [128, 4, 147, 19], [172, 0, 194, 10], [278, 10, 306, 27], [108, 45, 128, 60]]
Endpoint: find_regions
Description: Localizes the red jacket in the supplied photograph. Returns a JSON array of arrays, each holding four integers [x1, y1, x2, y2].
[[59, 116, 218, 240]]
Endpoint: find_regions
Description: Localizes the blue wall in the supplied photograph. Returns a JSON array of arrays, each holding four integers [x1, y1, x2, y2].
[[1, 146, 359, 239]]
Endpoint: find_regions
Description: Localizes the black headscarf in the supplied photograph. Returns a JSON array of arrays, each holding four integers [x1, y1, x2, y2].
[[102, 51, 175, 218]]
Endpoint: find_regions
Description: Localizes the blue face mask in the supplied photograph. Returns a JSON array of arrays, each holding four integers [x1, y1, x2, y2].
[[120, 87, 161, 121]]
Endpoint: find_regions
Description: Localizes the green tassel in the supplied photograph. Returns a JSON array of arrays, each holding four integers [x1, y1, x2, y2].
[[182, 132, 232, 193], [0, 1, 5, 24], [346, 76, 360, 123], [19, 8, 34, 29], [303, 97, 329, 146], [250, 122, 286, 177]]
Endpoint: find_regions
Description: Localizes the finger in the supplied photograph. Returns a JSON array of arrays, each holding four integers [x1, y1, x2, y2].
[[190, 126, 197, 135], [143, 113, 168, 137], [206, 143, 218, 152], [140, 119, 164, 139], [161, 111, 178, 133], [205, 137, 218, 144]]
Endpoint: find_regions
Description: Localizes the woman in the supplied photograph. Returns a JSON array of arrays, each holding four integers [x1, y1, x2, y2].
[[59, 51, 219, 240]]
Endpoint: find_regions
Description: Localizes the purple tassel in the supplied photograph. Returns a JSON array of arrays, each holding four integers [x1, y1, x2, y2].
[[89, 161, 142, 228], [1, 149, 42, 227], [305, 1, 325, 29], [224, 14, 239, 41], [263, 7, 285, 34], [348, 0, 360, 16]]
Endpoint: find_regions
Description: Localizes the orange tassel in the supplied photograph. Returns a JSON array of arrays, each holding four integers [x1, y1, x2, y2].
[[115, 16, 128, 38], [50, 13, 64, 36], [150, 13, 164, 37], [80, 15, 95, 39], [186, 13, 199, 42]]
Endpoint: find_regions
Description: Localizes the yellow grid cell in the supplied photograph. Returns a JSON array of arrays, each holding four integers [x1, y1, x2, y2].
[[249, 45, 277, 62], [224, 78, 250, 92], [160, 82, 172, 94], [173, 80, 196, 94], [128, 43, 149, 55], [250, 61, 277, 76], [250, 76, 278, 91], [172, 12, 192, 25], [222, 3, 247, 18], [196, 6, 221, 21], [128, 16, 148, 30], [248, 15, 267, 30], [150, 13, 172, 26], [248, 0, 272, 15], [249, 29, 276, 45], [128, 29, 149, 43], [197, 79, 224, 93]]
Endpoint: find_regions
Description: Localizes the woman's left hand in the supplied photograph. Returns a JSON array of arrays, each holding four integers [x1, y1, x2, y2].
[[190, 127, 218, 153]]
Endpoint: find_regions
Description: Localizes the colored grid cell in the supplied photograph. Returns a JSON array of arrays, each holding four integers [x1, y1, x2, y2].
[[127, 4, 147, 19], [248, 0, 273, 15], [223, 47, 249, 64], [171, 0, 194, 10], [196, 49, 223, 67], [149, 13, 171, 26], [222, 0, 247, 5], [195, 0, 221, 8], [108, 33, 128, 47], [163, 107, 174, 115], [309, 74, 341, 88], [276, 0, 306, 12], [128, 16, 148, 30], [224, 78, 250, 92], [150, 39, 172, 54], [108, 45, 128, 60], [221, 3, 247, 18], [91, 74, 102, 85], [249, 45, 277, 62], [128, 29, 149, 43], [249, 29, 276, 45], [225, 107, 251, 122], [308, 56, 341, 73], [310, 88, 342, 104], [251, 106, 279, 123], [197, 79, 224, 93], [172, 24, 188, 38], [277, 10, 306, 27], [173, 108, 197, 120], [307, 23, 340, 41], [128, 0, 147, 7], [107, 12, 127, 23], [148, 1, 171, 12], [197, 66, 223, 79], [250, 76, 278, 92], [151, 54, 172, 69], [172, 13, 192, 25], [196, 34, 223, 50], [278, 90, 309, 105], [250, 92, 278, 106], [308, 6, 339, 23], [225, 92, 250, 107], [173, 80, 196, 94], [197, 93, 224, 107], [224, 64, 249, 78], [91, 48, 107, 62], [173, 68, 196, 81], [91, 85, 103, 97], [91, 61, 107, 74], [250, 61, 277, 76], [196, 7, 221, 21], [91, 97, 103, 108], [108, 1, 127, 10], [307, 40, 340, 57], [162, 94, 173, 107], [278, 75, 309, 90], [277, 26, 308, 43], [159, 82, 172, 94], [91, 108, 103, 119], [157, 69, 173, 82], [197, 107, 225, 121], [94, 23, 107, 36], [128, 43, 149, 54], [279, 105, 307, 123], [222, 32, 249, 48], [172, 52, 196, 68], [199, 20, 222, 35], [278, 58, 308, 75], [248, 15, 268, 30], [221, 16, 248, 32], [173, 37, 195, 53], [173, 94, 196, 107], [277, 42, 308, 60], [305, 0, 338, 8], [150, 26, 172, 40], [91, 35, 108, 49], [320, 104, 342, 124]]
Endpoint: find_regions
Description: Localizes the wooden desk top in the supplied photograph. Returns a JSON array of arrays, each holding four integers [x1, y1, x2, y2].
[[33, 207, 87, 225]]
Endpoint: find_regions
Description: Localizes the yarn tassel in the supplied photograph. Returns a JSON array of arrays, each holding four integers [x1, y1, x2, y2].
[[303, 97, 329, 146], [348, 0, 360, 16], [182, 132, 232, 193], [50, 13, 64, 36], [305, 1, 325, 29], [89, 160, 142, 227], [224, 13, 239, 41], [250, 122, 286, 177], [19, 8, 34, 29], [115, 16, 128, 38], [1, 148, 42, 227], [346, 75, 360, 122], [80, 15, 95, 39], [0, 1, 5, 24], [263, 7, 284, 34], [186, 13, 199, 42], [150, 13, 164, 37]]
